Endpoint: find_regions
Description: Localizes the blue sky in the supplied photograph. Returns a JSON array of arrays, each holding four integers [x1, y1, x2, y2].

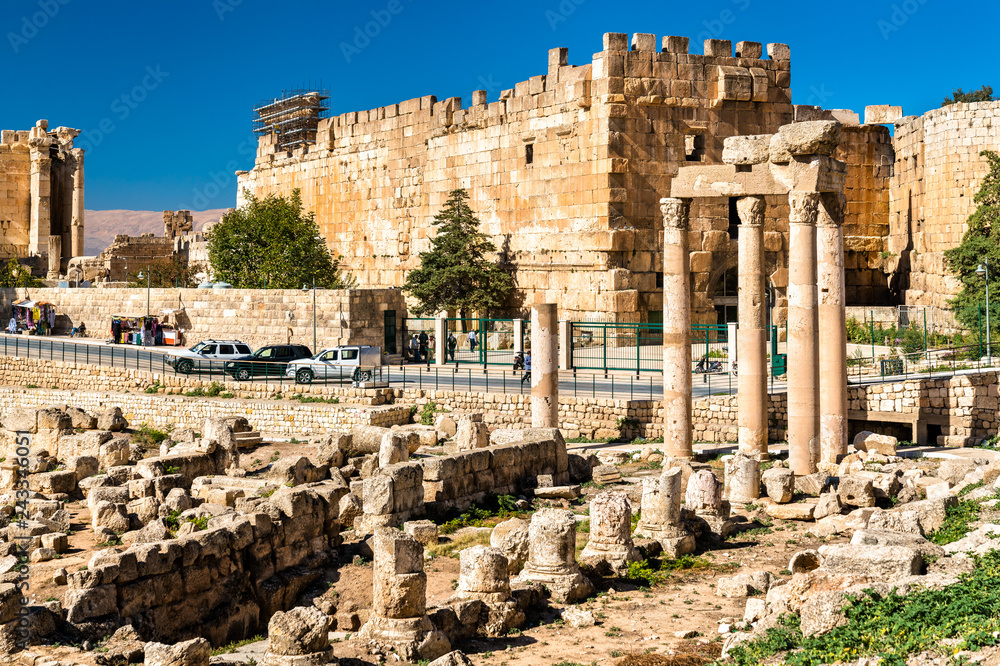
[[2, 0, 995, 211]]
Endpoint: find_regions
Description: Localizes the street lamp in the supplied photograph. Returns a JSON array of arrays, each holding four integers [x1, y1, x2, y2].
[[977, 262, 991, 366], [301, 278, 316, 353], [137, 265, 150, 347]]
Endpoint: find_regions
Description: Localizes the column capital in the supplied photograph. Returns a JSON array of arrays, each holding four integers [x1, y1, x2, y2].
[[817, 191, 846, 227], [660, 197, 691, 230], [788, 191, 821, 226], [736, 195, 766, 227]]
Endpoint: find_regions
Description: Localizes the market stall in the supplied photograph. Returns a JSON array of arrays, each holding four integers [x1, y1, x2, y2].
[[110, 314, 163, 346], [11, 299, 56, 335], [158, 308, 185, 346]]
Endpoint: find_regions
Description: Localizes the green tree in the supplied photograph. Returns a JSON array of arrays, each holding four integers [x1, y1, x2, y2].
[[944, 150, 1000, 334], [207, 190, 348, 289], [942, 85, 997, 106], [0, 259, 43, 288], [403, 189, 514, 317]]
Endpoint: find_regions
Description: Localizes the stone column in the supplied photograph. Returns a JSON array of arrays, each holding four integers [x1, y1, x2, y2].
[[47, 236, 61, 279], [455, 545, 511, 603], [817, 192, 848, 465], [579, 490, 640, 573], [634, 467, 694, 557], [787, 192, 821, 476], [660, 198, 693, 459], [531, 303, 558, 428], [736, 195, 768, 459], [515, 508, 594, 603], [28, 135, 52, 256], [724, 452, 760, 503], [359, 527, 450, 661]]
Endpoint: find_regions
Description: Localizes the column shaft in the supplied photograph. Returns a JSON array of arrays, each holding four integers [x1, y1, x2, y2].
[[787, 192, 821, 475], [531, 303, 559, 428], [71, 148, 85, 257], [661, 198, 693, 459], [817, 193, 848, 464], [736, 196, 768, 459]]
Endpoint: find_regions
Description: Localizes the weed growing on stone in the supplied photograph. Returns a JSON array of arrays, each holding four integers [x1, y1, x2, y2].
[[289, 393, 340, 404], [726, 549, 1000, 666], [132, 424, 169, 448], [929, 484, 993, 546], [210, 635, 264, 656], [434, 494, 524, 535]]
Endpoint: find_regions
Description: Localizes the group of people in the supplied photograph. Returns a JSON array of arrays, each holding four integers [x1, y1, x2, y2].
[[514, 350, 532, 385], [407, 331, 431, 363]]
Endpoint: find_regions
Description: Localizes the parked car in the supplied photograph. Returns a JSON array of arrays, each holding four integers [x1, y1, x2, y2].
[[286, 345, 382, 384], [224, 344, 313, 381], [166, 339, 253, 374]]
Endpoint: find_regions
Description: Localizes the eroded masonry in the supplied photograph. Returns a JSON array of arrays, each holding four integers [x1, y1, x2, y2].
[[238, 32, 1000, 326]]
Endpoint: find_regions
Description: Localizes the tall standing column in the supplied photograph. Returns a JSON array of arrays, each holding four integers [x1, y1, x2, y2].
[[28, 136, 52, 256], [661, 197, 693, 460], [736, 196, 768, 459], [817, 193, 848, 464], [70, 148, 85, 257], [531, 303, 559, 428], [787, 192, 821, 475]]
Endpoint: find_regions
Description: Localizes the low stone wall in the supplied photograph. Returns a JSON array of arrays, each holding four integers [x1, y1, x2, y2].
[[0, 286, 405, 352], [66, 484, 344, 645], [419, 429, 569, 513], [0, 386, 410, 435], [691, 393, 789, 444]]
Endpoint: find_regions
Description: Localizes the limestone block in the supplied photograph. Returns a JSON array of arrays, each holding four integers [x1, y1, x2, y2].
[[777, 121, 841, 157], [490, 517, 529, 575], [818, 544, 921, 580], [764, 502, 815, 521], [722, 135, 771, 165], [864, 105, 903, 125], [837, 476, 876, 508], [91, 501, 130, 533], [144, 637, 211, 666], [98, 407, 128, 432], [404, 520, 439, 547], [379, 432, 410, 466], [761, 467, 794, 503], [265, 606, 331, 656], [455, 414, 489, 451], [853, 431, 897, 456]]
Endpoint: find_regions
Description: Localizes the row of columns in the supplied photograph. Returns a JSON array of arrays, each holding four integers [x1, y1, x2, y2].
[[660, 194, 847, 475]]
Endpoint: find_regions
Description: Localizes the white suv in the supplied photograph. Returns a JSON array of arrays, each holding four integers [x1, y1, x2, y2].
[[166, 339, 253, 374]]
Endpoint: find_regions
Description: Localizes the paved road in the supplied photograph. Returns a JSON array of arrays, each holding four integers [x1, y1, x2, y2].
[[0, 333, 992, 400]]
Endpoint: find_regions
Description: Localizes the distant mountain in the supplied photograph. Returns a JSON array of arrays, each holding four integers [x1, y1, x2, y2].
[[83, 209, 228, 256]]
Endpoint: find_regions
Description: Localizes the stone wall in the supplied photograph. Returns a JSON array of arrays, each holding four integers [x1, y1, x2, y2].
[[0, 286, 405, 353], [0, 383, 410, 436], [65, 485, 344, 645], [891, 101, 1000, 312], [239, 32, 796, 323]]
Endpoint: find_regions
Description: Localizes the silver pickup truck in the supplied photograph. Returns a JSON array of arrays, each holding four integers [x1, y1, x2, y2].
[[285, 345, 382, 384]]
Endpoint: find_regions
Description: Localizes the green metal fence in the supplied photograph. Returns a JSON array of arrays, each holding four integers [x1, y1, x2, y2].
[[570, 322, 664, 373], [445, 318, 521, 367]]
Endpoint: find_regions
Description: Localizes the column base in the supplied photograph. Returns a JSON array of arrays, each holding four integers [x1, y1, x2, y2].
[[358, 616, 450, 662], [515, 564, 594, 603]]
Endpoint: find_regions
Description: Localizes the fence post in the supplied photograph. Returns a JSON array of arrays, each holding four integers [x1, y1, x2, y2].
[[434, 312, 447, 367], [513, 319, 524, 356], [923, 308, 928, 361], [558, 320, 571, 370], [727, 322, 738, 373]]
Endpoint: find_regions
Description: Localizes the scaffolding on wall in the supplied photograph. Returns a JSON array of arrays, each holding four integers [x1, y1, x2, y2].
[[252, 88, 331, 152]]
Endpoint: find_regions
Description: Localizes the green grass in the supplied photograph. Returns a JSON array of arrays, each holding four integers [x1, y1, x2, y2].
[[133, 424, 169, 447], [927, 483, 993, 546], [724, 549, 1000, 666], [623, 555, 715, 587], [210, 635, 264, 656], [184, 381, 227, 397], [435, 494, 524, 534], [289, 393, 340, 404]]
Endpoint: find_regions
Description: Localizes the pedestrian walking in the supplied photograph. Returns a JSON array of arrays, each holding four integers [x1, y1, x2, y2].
[[521, 351, 532, 385], [447, 333, 457, 361], [409, 334, 419, 362], [467, 329, 478, 352], [419, 330, 429, 364]]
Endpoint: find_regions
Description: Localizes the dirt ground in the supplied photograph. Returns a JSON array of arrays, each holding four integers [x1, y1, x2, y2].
[[22, 439, 849, 666]]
